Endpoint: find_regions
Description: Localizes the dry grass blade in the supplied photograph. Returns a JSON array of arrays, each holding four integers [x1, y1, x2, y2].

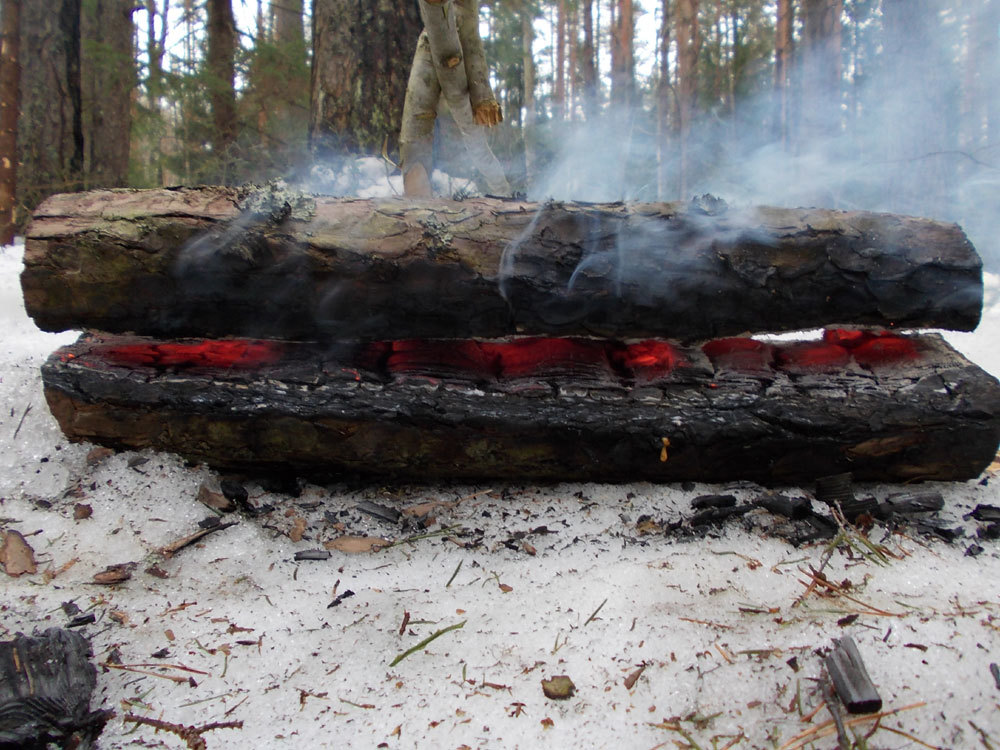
[[390, 620, 466, 667], [778, 701, 927, 749], [795, 568, 903, 617]]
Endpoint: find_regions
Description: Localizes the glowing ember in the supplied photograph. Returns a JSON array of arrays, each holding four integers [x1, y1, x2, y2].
[[702, 338, 774, 372], [481, 338, 609, 378], [96, 340, 285, 370], [612, 340, 685, 380], [775, 341, 852, 372]]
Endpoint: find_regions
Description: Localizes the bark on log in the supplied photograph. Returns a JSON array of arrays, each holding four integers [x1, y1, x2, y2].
[[22, 186, 983, 342], [41, 332, 1000, 484]]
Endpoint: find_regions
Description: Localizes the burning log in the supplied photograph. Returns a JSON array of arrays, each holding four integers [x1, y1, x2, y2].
[[41, 331, 1000, 484], [22, 187, 983, 342]]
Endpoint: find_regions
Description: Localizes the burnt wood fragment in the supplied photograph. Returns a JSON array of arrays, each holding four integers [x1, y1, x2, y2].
[[22, 187, 983, 342], [826, 636, 883, 714], [39, 332, 1000, 484], [0, 628, 112, 748]]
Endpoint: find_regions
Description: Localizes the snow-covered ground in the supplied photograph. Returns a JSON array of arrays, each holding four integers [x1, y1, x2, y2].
[[1, 232, 999, 749]]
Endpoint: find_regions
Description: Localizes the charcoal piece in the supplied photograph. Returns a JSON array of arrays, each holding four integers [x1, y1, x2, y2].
[[0, 628, 112, 748], [991, 663, 1000, 691], [220, 480, 249, 505], [293, 549, 332, 561], [880, 490, 945, 517], [689, 504, 751, 528], [913, 522, 964, 542], [970, 504, 1000, 523], [198, 515, 222, 529], [965, 544, 984, 557], [355, 501, 402, 524], [837, 496, 880, 522], [66, 614, 96, 628], [691, 494, 736, 510], [978, 523, 1000, 540], [825, 636, 882, 714], [815, 473, 854, 505], [757, 493, 811, 520]]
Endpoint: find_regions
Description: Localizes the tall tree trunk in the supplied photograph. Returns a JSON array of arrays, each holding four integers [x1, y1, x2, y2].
[[800, 0, 842, 141], [773, 0, 793, 147], [522, 2, 537, 185], [17, 0, 84, 216], [555, 0, 566, 119], [81, 0, 135, 189], [580, 0, 597, 119], [963, 0, 1000, 152], [311, 0, 420, 158], [270, 0, 308, 130], [656, 0, 671, 200], [0, 0, 20, 244], [610, 0, 634, 108], [206, 0, 238, 181], [675, 0, 698, 197]]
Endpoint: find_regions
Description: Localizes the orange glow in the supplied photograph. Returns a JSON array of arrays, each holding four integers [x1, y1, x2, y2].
[[98, 340, 285, 369]]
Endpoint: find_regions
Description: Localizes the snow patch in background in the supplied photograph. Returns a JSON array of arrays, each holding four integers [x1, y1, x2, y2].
[[2, 224, 1000, 749]]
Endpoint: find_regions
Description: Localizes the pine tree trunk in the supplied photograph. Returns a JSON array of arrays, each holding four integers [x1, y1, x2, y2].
[[773, 0, 793, 146], [206, 0, 238, 180], [675, 0, 698, 197], [580, 0, 597, 119], [656, 0, 671, 200], [0, 0, 21, 244], [17, 0, 84, 217], [521, 3, 537, 185], [80, 0, 134, 189], [22, 187, 984, 342], [800, 0, 842, 141], [310, 0, 420, 158], [610, 0, 634, 108]]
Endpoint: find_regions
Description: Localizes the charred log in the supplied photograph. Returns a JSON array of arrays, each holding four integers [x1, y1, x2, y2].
[[41, 332, 1000, 484], [22, 187, 983, 342]]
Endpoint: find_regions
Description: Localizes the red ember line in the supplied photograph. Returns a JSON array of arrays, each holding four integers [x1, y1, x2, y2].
[[97, 340, 285, 370]]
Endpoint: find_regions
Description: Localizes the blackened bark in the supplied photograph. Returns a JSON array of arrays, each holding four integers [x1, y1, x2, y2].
[[21, 187, 984, 342], [42, 332, 1000, 483], [0, 0, 20, 244]]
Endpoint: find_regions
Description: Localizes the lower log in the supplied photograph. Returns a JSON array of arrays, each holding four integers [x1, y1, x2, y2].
[[41, 332, 1000, 484]]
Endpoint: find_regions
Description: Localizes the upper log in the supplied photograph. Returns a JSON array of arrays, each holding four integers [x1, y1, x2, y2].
[[22, 186, 984, 341]]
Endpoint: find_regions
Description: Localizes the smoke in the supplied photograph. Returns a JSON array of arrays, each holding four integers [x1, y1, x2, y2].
[[529, 5, 1000, 273]]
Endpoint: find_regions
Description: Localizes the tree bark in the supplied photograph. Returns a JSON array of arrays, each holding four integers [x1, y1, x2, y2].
[[42, 331, 1000, 484], [17, 0, 84, 216], [580, 0, 597, 119], [675, 0, 698, 197], [310, 0, 420, 158], [800, 0, 843, 141], [656, 0, 671, 200], [81, 0, 135, 189], [610, 0, 634, 109], [22, 187, 984, 342], [206, 0, 238, 180], [773, 0, 793, 146], [0, 0, 21, 244]]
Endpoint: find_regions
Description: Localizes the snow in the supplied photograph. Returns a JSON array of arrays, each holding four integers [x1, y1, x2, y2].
[[1, 235, 999, 749]]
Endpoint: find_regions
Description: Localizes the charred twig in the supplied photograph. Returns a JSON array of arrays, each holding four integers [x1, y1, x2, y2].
[[123, 714, 243, 749], [159, 522, 237, 557], [12, 404, 31, 439], [584, 598, 608, 626]]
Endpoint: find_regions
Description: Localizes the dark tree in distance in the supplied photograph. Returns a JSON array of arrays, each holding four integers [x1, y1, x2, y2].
[[0, 0, 20, 244], [206, 0, 238, 181]]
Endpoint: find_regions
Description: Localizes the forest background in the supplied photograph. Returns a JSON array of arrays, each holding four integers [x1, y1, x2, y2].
[[1, 0, 999, 267]]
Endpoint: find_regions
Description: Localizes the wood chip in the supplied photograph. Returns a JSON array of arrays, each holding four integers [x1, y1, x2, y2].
[[0, 530, 37, 576], [197, 483, 235, 512], [323, 536, 391, 554], [623, 664, 646, 690], [541, 675, 576, 700], [93, 562, 137, 585], [73, 503, 93, 520], [289, 516, 307, 543]]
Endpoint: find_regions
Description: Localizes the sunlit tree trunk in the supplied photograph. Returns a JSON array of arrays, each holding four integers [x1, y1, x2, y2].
[[656, 0, 671, 199], [580, 0, 598, 119], [555, 0, 566, 120], [0, 0, 20, 244], [675, 0, 698, 197], [522, 2, 537, 185], [610, 0, 634, 108]]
